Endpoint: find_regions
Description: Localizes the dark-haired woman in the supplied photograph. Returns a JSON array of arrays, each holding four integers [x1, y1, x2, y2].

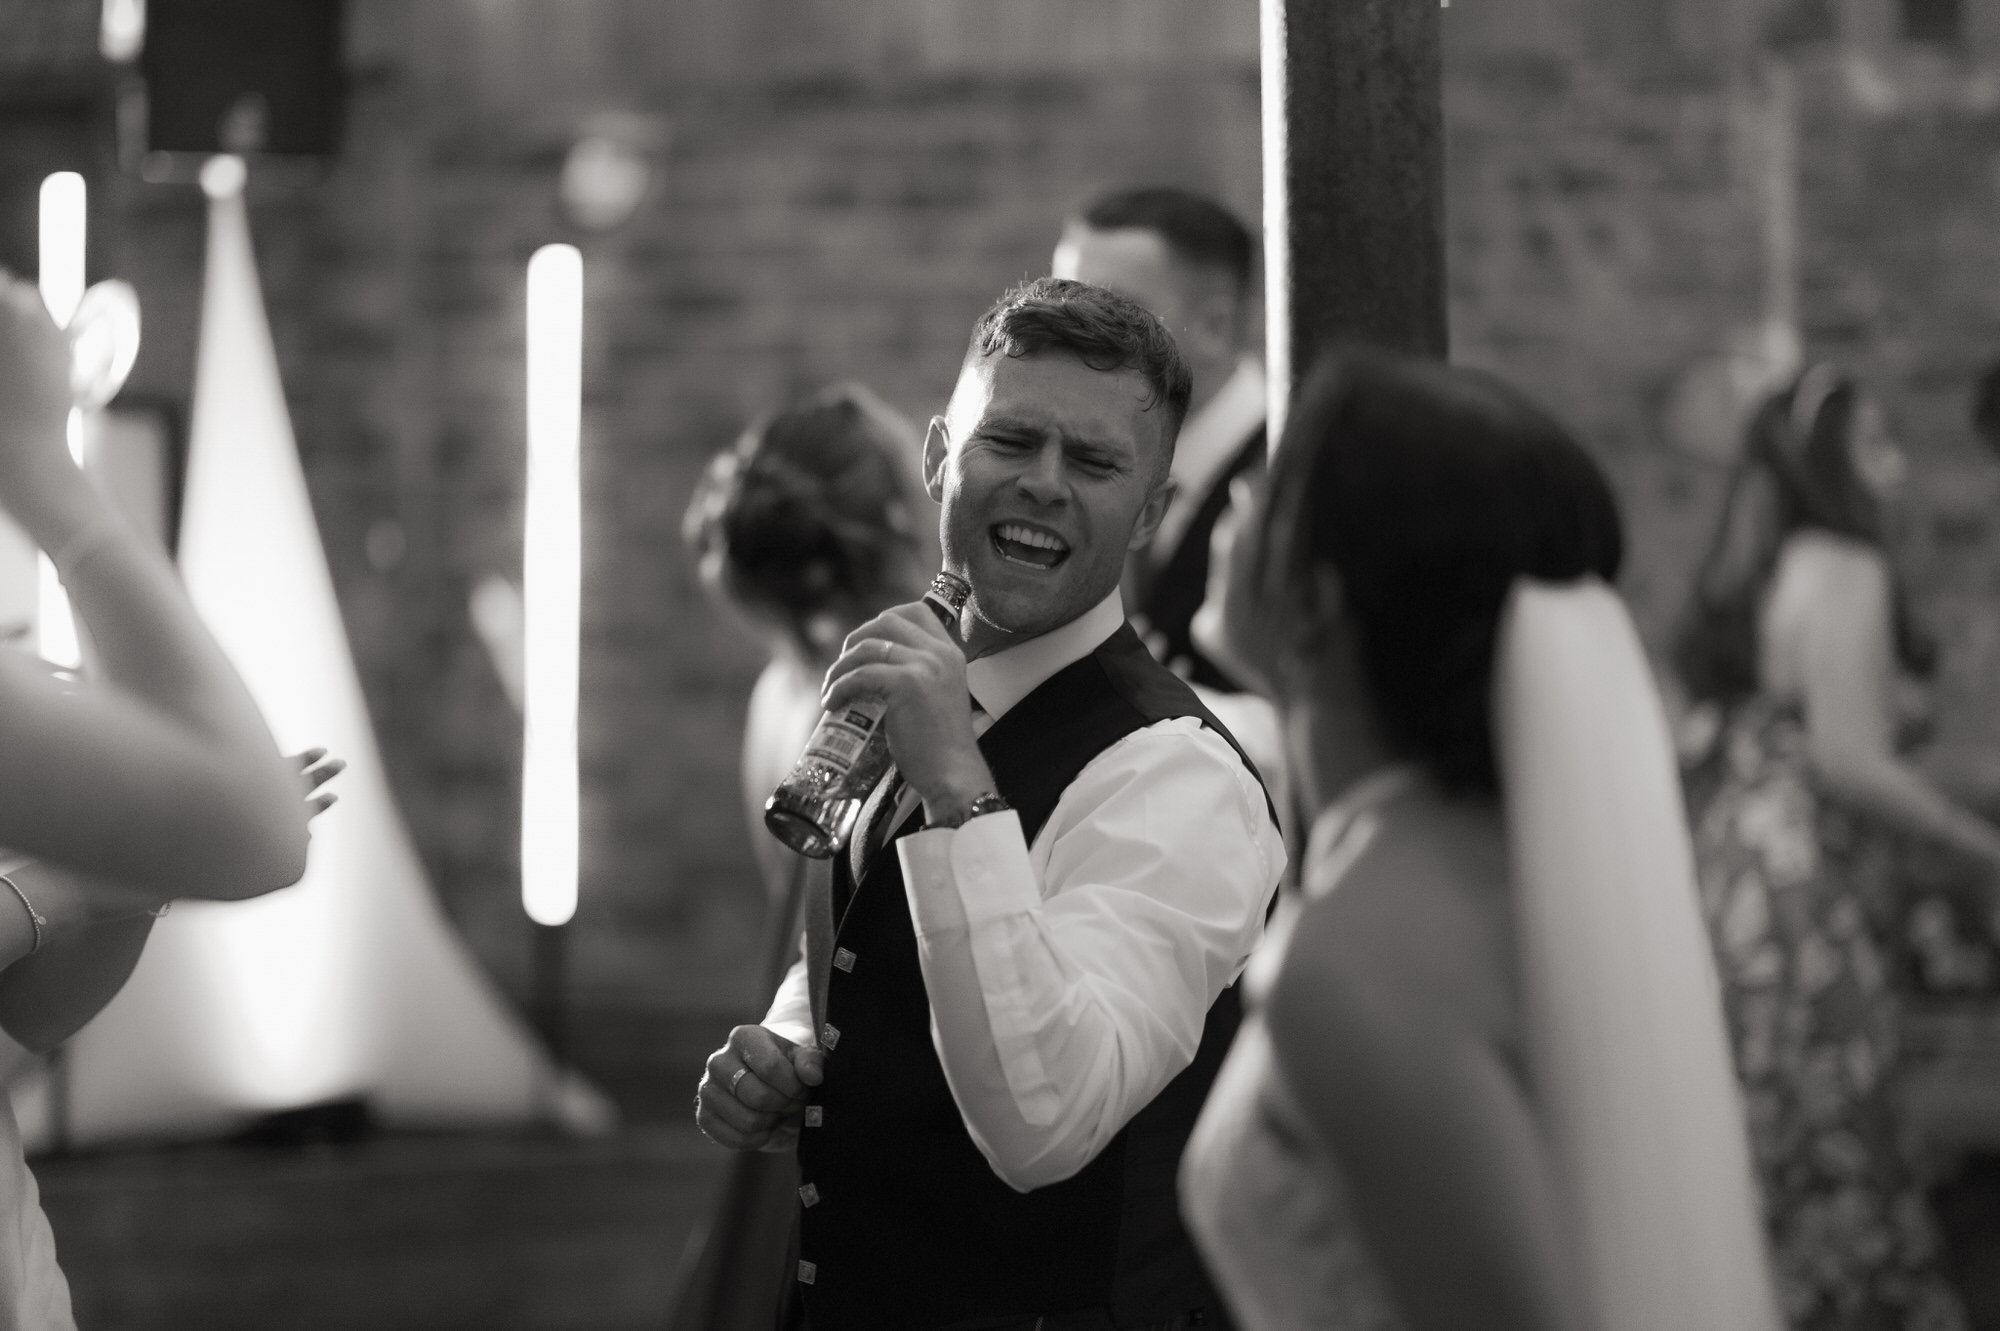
[[671, 383, 936, 1331], [1182, 350, 1782, 1330], [1678, 365, 1995, 1331]]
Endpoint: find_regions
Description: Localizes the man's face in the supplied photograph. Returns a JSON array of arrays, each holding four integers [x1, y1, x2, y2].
[[925, 352, 1174, 646]]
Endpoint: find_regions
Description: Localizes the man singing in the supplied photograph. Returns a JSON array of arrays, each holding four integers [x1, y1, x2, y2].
[[695, 278, 1285, 1331]]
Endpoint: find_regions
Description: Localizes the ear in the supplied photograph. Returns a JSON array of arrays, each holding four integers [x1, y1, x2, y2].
[[922, 417, 950, 503], [1270, 563, 1348, 699], [1127, 473, 1177, 553]]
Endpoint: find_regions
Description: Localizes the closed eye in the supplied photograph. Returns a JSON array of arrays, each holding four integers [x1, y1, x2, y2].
[[1068, 449, 1122, 476]]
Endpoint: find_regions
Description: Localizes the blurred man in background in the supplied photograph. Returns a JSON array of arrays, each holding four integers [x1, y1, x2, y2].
[[1053, 186, 1264, 690]]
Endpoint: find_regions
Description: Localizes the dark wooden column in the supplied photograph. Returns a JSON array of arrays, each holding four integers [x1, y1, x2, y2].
[[1261, 0, 1448, 440]]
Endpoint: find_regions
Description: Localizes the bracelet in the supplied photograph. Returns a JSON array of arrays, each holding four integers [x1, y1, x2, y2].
[[0, 873, 45, 955], [48, 516, 123, 579]]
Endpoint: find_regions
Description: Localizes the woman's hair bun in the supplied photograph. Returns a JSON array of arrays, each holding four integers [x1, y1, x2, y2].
[[685, 385, 922, 648]]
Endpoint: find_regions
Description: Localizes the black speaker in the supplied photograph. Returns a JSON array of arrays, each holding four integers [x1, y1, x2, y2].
[[142, 0, 344, 157]]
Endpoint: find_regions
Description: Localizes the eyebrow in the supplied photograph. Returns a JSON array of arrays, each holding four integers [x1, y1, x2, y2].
[[976, 413, 1129, 458]]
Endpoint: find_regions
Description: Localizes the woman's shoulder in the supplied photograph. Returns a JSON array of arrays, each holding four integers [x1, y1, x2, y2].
[[1281, 791, 1516, 1034], [1775, 528, 1888, 593]]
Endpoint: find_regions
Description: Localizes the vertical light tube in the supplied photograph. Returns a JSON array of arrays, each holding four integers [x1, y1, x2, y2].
[[38, 173, 87, 668], [522, 244, 582, 927], [39, 173, 86, 329], [99, 0, 146, 61]]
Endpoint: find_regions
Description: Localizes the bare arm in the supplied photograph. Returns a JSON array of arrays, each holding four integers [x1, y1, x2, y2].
[[1264, 817, 1592, 1331], [0, 752, 340, 1050], [0, 276, 307, 896], [1795, 548, 2000, 868], [0, 875, 153, 1053]]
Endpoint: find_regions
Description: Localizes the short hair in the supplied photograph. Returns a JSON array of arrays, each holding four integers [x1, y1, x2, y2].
[[683, 384, 923, 653], [966, 276, 1194, 462], [1078, 186, 1255, 296], [1247, 350, 1624, 794], [1974, 359, 2000, 451]]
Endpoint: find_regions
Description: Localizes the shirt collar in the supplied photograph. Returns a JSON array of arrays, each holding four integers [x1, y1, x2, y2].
[[1152, 356, 1267, 566], [964, 588, 1126, 723]]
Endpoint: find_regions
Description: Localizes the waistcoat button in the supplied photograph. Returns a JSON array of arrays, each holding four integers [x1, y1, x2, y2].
[[821, 1023, 840, 1050], [833, 947, 856, 972], [804, 1106, 823, 1127], [799, 1182, 821, 1207], [797, 1260, 817, 1284]]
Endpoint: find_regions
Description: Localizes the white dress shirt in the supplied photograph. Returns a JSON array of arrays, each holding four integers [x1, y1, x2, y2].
[[763, 588, 1286, 1192], [1147, 356, 1266, 573]]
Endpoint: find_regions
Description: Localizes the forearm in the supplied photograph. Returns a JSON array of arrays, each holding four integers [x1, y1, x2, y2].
[[905, 848, 1135, 1191], [2, 493, 307, 888], [901, 805, 1255, 1191], [0, 915, 153, 1053], [57, 503, 288, 768], [1814, 745, 2000, 865]]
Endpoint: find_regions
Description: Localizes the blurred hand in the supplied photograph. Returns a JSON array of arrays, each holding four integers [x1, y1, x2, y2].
[[0, 274, 83, 528], [1191, 475, 1268, 695], [294, 747, 345, 820], [696, 1024, 824, 1152]]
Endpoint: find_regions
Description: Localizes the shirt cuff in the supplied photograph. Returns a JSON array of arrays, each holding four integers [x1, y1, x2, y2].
[[761, 953, 815, 1047], [898, 807, 1040, 936]]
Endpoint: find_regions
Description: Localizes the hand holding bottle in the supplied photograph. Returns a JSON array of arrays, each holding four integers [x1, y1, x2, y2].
[[764, 573, 970, 856], [819, 599, 997, 831]]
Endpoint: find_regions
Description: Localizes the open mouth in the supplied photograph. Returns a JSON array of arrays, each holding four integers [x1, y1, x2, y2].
[[991, 521, 1071, 571]]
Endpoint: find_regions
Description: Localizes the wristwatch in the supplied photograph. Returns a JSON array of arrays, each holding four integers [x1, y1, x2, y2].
[[927, 790, 1011, 830]]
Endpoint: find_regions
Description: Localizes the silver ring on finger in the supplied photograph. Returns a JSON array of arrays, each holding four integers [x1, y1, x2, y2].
[[730, 1066, 750, 1095]]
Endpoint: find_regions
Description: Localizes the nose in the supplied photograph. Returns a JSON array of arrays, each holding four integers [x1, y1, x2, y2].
[[1014, 441, 1068, 505]]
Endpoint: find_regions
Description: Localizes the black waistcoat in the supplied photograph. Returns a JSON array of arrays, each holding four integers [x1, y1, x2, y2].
[[1140, 425, 1265, 692], [794, 623, 1267, 1331]]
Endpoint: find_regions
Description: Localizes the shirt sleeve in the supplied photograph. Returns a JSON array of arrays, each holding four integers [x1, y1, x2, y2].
[[761, 945, 815, 1047], [897, 716, 1284, 1192]]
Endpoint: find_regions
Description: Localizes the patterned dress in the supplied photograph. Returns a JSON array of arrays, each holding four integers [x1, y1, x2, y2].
[[1690, 700, 1967, 1331]]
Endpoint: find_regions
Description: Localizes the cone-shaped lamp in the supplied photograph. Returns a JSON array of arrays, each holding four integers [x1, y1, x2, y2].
[[56, 156, 610, 1142]]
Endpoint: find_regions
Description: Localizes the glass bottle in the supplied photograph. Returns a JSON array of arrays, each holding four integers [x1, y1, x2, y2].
[[764, 571, 971, 858]]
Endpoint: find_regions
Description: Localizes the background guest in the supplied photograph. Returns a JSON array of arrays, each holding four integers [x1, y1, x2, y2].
[[1676, 363, 1997, 1330], [684, 383, 939, 916], [672, 382, 935, 1330], [1053, 185, 1264, 689], [1053, 187, 1289, 825]]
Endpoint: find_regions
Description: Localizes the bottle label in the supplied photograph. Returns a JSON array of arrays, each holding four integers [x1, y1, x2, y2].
[[802, 703, 884, 773]]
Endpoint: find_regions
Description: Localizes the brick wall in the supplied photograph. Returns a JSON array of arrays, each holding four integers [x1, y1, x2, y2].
[[10, 0, 2000, 1110], [113, 2, 1267, 1101]]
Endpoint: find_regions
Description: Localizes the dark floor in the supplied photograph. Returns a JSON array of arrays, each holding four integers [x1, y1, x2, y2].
[[37, 1126, 729, 1331], [24, 1000, 2000, 1330], [1939, 1156, 2000, 1331]]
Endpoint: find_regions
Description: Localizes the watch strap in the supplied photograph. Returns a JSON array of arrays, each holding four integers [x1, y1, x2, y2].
[[928, 790, 1011, 830]]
